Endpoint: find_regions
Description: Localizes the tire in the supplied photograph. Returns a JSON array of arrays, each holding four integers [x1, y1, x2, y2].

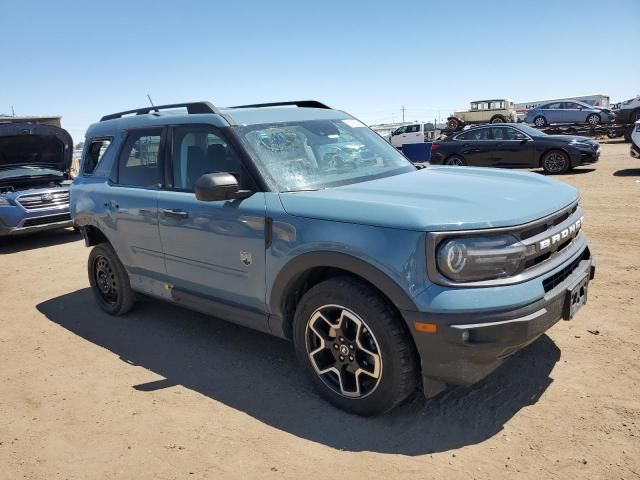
[[292, 276, 418, 416], [445, 155, 466, 166], [533, 116, 547, 127], [87, 243, 135, 315], [490, 116, 505, 124], [541, 150, 570, 174], [447, 118, 460, 130], [586, 113, 601, 126]]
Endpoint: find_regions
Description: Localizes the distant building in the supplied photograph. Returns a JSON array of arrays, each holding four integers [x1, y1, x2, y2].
[[0, 115, 62, 128]]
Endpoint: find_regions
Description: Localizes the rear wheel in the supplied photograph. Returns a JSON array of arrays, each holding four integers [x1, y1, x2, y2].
[[542, 150, 570, 174], [445, 155, 466, 166], [490, 116, 505, 124], [447, 118, 460, 130], [586, 113, 601, 126], [88, 243, 135, 315], [534, 116, 547, 127], [293, 277, 418, 416]]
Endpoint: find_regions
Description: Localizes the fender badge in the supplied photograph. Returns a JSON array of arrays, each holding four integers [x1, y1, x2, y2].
[[240, 251, 252, 266]]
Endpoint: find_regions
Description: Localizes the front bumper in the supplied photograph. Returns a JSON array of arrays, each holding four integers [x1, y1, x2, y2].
[[402, 248, 595, 396], [570, 146, 600, 166], [0, 212, 73, 236]]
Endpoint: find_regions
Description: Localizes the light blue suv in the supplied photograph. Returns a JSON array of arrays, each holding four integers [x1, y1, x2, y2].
[[71, 101, 596, 415]]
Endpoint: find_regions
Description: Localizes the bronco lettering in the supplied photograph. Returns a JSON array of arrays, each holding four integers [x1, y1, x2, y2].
[[539, 215, 584, 251]]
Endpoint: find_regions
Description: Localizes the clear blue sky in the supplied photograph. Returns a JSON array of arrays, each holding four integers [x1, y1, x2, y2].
[[2, 0, 639, 143]]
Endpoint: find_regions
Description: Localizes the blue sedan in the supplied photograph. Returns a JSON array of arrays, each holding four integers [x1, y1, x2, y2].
[[525, 100, 616, 127]]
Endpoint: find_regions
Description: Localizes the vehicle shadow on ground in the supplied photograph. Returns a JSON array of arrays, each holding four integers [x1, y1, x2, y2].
[[0, 228, 80, 254], [37, 289, 560, 456], [613, 168, 640, 177], [536, 168, 596, 176]]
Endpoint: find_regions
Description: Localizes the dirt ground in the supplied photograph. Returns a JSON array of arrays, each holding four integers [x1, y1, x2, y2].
[[1, 142, 639, 480]]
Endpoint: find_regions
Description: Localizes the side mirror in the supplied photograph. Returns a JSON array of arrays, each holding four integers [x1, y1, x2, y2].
[[194, 172, 252, 202]]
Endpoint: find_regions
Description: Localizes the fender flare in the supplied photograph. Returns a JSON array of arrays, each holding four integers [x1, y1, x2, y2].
[[269, 251, 418, 321]]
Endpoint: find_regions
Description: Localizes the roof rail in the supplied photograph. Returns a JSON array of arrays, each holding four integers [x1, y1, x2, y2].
[[229, 100, 331, 110], [100, 101, 221, 122]]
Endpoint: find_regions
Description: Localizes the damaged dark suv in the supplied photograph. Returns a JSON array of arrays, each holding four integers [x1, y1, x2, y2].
[[0, 122, 74, 236]]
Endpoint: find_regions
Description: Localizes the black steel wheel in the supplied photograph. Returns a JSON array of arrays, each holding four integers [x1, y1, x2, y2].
[[490, 116, 505, 124], [542, 150, 570, 174], [88, 243, 135, 315], [293, 276, 419, 415], [447, 118, 460, 130]]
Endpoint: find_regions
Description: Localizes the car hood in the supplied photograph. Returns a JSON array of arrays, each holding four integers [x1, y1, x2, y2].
[[0, 123, 73, 173], [278, 167, 579, 231]]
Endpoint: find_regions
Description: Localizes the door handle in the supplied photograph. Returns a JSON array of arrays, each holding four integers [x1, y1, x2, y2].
[[161, 208, 189, 219]]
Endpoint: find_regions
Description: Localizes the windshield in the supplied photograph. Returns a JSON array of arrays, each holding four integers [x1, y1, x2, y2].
[[238, 119, 415, 191], [516, 124, 547, 137]]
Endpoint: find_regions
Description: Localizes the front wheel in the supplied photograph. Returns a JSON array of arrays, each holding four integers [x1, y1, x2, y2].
[[490, 116, 505, 124], [293, 277, 418, 416], [88, 243, 135, 315], [542, 150, 570, 174], [586, 113, 601, 126]]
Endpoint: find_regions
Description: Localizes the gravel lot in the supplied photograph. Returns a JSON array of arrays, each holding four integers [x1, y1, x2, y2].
[[1, 142, 638, 480]]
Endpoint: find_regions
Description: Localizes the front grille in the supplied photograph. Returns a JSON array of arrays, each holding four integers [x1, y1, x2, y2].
[[22, 213, 71, 227], [17, 190, 70, 210], [543, 247, 590, 292]]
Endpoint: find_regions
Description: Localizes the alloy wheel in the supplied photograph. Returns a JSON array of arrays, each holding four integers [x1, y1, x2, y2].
[[534, 117, 546, 127], [446, 157, 464, 166], [305, 305, 382, 399], [587, 114, 600, 125], [93, 255, 118, 305], [543, 152, 567, 173]]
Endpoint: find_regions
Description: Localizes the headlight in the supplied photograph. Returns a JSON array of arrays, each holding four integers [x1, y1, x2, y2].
[[436, 235, 526, 282], [570, 140, 592, 148], [0, 196, 11, 206]]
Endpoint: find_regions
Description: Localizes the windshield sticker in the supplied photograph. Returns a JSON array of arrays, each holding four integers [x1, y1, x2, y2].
[[342, 119, 366, 128]]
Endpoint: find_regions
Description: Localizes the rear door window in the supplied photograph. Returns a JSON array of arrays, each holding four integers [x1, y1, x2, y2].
[[117, 130, 163, 187], [456, 128, 490, 141]]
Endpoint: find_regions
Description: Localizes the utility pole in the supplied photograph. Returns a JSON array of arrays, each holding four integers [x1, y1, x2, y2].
[[401, 105, 406, 123]]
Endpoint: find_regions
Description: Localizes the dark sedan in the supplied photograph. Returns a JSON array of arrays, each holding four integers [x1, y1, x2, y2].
[[430, 124, 600, 174]]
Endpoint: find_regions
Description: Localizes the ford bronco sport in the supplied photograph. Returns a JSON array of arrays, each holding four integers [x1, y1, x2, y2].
[[71, 101, 595, 415], [0, 123, 74, 236]]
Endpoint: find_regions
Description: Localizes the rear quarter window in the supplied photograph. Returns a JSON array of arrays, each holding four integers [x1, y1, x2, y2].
[[83, 138, 112, 174]]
